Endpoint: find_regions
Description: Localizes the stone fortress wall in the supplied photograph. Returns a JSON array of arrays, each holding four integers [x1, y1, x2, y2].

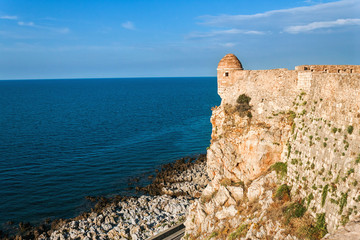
[[184, 54, 360, 239], [218, 54, 360, 232]]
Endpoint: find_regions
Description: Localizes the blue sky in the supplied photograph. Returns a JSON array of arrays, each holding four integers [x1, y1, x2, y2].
[[0, 0, 359, 79]]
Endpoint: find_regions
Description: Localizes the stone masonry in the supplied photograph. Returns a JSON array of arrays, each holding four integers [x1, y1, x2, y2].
[[183, 54, 360, 239]]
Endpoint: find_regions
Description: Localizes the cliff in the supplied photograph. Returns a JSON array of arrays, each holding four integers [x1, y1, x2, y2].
[[183, 54, 360, 239]]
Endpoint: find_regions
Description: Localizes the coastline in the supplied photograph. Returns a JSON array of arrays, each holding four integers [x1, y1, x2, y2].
[[2, 154, 208, 240]]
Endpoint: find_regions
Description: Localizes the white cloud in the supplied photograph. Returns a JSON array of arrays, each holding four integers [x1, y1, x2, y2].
[[0, 15, 18, 20], [16, 20, 70, 34], [187, 28, 265, 39], [57, 28, 70, 34], [122, 21, 135, 30], [285, 18, 360, 33], [191, 0, 360, 39], [221, 42, 236, 47], [18, 21, 35, 26], [199, 0, 359, 27]]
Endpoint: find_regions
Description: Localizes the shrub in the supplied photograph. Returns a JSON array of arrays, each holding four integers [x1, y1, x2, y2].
[[347, 125, 354, 134], [284, 201, 306, 224], [298, 213, 328, 239], [291, 123, 296, 134], [275, 184, 291, 201], [288, 110, 296, 122], [291, 159, 299, 165], [346, 168, 354, 176], [307, 193, 314, 208], [237, 94, 251, 105], [321, 184, 329, 207], [247, 111, 253, 118], [356, 154, 360, 164], [339, 192, 348, 214], [287, 143, 292, 158], [228, 224, 248, 240], [208, 232, 218, 239], [236, 94, 251, 116], [220, 178, 232, 186], [270, 162, 287, 179]]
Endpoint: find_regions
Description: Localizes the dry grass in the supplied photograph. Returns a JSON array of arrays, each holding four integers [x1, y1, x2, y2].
[[220, 178, 232, 186], [266, 196, 327, 240], [200, 190, 218, 204]]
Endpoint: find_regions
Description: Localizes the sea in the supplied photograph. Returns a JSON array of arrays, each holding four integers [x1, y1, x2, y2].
[[0, 77, 220, 230]]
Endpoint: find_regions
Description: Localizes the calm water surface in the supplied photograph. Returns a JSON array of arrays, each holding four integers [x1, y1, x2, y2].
[[0, 77, 220, 228]]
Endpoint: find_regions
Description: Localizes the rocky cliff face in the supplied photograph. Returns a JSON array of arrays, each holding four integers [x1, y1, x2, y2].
[[183, 69, 360, 240]]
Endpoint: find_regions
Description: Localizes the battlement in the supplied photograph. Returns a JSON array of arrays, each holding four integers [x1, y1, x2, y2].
[[217, 54, 360, 97], [295, 65, 360, 73]]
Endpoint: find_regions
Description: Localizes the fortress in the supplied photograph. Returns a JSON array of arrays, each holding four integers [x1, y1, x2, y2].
[[217, 54, 360, 97], [184, 53, 360, 239]]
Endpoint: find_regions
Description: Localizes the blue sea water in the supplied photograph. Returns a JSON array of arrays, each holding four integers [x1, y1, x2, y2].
[[0, 77, 220, 229]]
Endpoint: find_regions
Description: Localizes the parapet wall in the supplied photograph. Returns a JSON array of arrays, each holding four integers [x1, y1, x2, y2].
[[296, 65, 360, 73], [219, 67, 360, 101]]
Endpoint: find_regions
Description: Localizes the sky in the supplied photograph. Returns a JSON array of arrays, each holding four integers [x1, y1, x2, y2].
[[0, 0, 359, 79]]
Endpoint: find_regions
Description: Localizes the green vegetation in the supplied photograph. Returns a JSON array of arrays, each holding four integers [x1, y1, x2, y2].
[[291, 123, 296, 134], [207, 232, 218, 239], [236, 94, 252, 116], [237, 94, 251, 105], [356, 154, 360, 164], [284, 201, 306, 224], [339, 192, 348, 214], [220, 178, 232, 186], [332, 127, 338, 133], [321, 184, 329, 207], [270, 162, 287, 179], [323, 142, 327, 147], [287, 143, 292, 158], [346, 168, 354, 177], [288, 110, 296, 122], [307, 193, 314, 208], [291, 159, 299, 165], [201, 190, 218, 204], [275, 184, 291, 201], [298, 213, 328, 239], [228, 224, 248, 240]]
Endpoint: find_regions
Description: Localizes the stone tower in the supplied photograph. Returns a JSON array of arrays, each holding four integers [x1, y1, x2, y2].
[[217, 54, 243, 96]]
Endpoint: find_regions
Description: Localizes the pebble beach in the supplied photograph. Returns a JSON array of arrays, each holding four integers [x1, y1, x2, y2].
[[5, 154, 208, 240]]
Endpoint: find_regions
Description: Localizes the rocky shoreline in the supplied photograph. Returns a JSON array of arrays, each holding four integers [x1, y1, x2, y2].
[[1, 154, 208, 240]]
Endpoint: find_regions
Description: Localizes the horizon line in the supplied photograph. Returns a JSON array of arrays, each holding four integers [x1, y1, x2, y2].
[[0, 76, 217, 81]]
